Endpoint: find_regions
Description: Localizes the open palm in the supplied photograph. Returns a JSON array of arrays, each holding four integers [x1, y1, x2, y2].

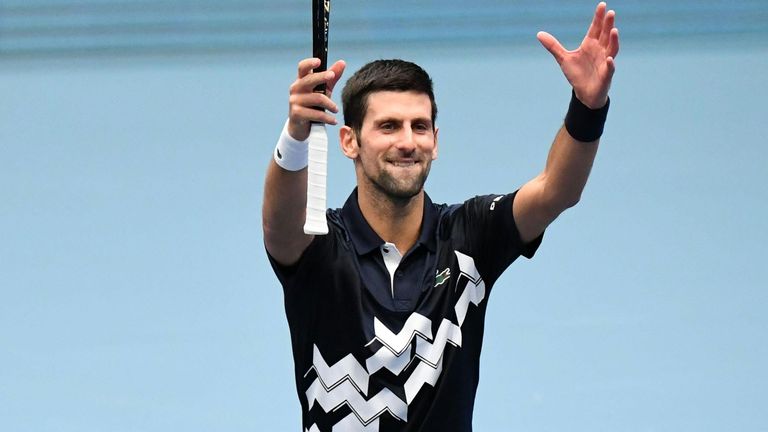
[[537, 2, 620, 109]]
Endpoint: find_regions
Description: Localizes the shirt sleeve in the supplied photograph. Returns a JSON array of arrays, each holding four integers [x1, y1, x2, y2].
[[265, 228, 343, 349], [450, 191, 543, 284], [266, 232, 334, 296]]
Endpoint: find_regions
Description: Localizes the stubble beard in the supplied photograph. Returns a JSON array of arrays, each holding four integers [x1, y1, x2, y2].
[[371, 161, 431, 202], [357, 134, 432, 204]]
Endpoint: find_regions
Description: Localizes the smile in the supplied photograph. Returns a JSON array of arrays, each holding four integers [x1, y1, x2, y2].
[[388, 160, 418, 167]]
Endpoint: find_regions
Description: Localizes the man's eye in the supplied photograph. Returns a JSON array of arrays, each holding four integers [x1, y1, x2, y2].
[[381, 123, 394, 130]]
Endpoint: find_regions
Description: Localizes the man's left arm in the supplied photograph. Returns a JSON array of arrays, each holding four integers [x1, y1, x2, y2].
[[514, 2, 620, 243]]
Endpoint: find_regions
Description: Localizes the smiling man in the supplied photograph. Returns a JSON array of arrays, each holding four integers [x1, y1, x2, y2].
[[263, 3, 619, 431]]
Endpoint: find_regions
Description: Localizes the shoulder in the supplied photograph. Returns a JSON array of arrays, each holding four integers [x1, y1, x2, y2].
[[435, 193, 518, 225], [267, 207, 351, 276]]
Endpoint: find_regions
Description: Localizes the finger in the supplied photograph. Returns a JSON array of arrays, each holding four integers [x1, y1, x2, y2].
[[537, 31, 567, 64], [290, 105, 338, 125], [606, 56, 616, 78], [608, 28, 620, 58], [326, 60, 347, 95], [290, 92, 339, 113], [291, 70, 336, 94], [587, 2, 607, 39], [298, 57, 321, 79], [599, 10, 615, 47]]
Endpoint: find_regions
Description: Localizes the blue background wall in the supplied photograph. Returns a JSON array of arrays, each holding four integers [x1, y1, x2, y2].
[[2, 1, 767, 430]]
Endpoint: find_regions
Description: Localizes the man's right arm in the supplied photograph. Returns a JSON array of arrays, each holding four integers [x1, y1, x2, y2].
[[262, 58, 346, 266]]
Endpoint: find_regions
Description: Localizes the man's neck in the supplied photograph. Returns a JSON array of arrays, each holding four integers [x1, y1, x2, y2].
[[357, 187, 424, 255]]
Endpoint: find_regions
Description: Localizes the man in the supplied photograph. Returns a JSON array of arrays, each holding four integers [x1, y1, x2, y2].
[[263, 3, 619, 431]]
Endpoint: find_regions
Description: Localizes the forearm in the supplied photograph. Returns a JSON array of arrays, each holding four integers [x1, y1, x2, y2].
[[539, 125, 599, 209], [262, 159, 313, 265], [540, 88, 610, 209], [513, 124, 600, 244], [263, 118, 317, 266]]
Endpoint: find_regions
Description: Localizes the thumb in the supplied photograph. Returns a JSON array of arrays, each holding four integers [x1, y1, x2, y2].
[[327, 60, 347, 94], [536, 31, 566, 64]]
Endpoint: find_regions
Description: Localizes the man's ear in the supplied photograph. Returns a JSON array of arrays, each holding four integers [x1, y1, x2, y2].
[[340, 126, 359, 160], [431, 126, 439, 161]]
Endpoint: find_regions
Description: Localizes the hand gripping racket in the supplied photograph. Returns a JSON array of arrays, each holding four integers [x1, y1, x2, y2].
[[303, 0, 331, 235]]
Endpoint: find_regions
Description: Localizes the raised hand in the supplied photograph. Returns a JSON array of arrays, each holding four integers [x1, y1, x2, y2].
[[287, 58, 346, 141], [537, 2, 619, 109]]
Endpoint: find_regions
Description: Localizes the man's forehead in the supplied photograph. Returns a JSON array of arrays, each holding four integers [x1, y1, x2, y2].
[[364, 90, 432, 120]]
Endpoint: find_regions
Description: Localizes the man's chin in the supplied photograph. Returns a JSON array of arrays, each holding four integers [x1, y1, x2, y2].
[[363, 166, 430, 202], [388, 188, 422, 200], [384, 179, 426, 200], [373, 178, 423, 201]]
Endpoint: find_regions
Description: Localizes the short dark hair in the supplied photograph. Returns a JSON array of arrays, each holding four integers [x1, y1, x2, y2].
[[341, 59, 437, 137]]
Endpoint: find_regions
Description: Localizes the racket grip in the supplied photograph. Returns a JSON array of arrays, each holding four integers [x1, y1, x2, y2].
[[304, 122, 329, 235]]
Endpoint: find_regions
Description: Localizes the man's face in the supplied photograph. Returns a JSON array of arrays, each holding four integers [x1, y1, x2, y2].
[[351, 91, 438, 200]]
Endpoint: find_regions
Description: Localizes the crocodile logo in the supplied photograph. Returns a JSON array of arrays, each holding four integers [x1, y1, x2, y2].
[[434, 268, 451, 287]]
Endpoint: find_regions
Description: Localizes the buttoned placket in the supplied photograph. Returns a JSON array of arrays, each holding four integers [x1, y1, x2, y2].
[[380, 242, 403, 298]]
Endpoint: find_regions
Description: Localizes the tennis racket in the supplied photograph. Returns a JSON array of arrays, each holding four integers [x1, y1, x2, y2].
[[304, 0, 331, 235]]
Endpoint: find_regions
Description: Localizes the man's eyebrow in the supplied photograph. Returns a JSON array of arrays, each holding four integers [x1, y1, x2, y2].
[[373, 117, 401, 124], [374, 117, 432, 124], [370, 117, 433, 129]]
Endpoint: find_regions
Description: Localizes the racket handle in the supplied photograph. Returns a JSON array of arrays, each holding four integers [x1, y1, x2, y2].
[[304, 122, 329, 235]]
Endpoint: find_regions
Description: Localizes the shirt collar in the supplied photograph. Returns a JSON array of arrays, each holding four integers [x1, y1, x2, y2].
[[340, 188, 438, 255]]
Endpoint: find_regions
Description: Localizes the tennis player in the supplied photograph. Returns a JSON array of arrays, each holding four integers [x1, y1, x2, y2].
[[264, 3, 619, 431]]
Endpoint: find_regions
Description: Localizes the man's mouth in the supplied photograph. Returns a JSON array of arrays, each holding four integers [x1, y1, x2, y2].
[[388, 159, 418, 167]]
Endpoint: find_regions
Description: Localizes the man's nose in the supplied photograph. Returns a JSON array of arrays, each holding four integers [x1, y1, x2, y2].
[[394, 125, 416, 152]]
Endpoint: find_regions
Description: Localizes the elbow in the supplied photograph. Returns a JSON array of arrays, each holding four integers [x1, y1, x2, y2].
[[262, 223, 294, 265], [262, 211, 282, 251], [262, 218, 284, 251], [261, 210, 273, 241], [561, 193, 581, 210], [537, 171, 585, 213], [262, 220, 275, 252], [262, 212, 312, 266], [543, 184, 582, 214], [543, 195, 580, 221], [261, 214, 273, 237]]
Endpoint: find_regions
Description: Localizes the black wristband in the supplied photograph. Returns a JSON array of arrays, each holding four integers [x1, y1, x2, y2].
[[564, 90, 610, 142]]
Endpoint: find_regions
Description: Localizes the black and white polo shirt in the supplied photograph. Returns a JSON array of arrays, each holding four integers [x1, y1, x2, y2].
[[268, 189, 542, 432]]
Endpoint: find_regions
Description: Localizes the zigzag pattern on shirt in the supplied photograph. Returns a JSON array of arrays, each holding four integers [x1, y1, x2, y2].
[[308, 251, 487, 429], [388, 319, 462, 403], [304, 344, 370, 395], [305, 417, 380, 432], [333, 413, 380, 432], [366, 344, 412, 376], [453, 251, 486, 326], [306, 379, 408, 425], [414, 318, 462, 368], [403, 352, 444, 404], [366, 318, 462, 375], [365, 313, 432, 356]]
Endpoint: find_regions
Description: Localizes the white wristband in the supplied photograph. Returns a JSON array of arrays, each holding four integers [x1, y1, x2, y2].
[[274, 119, 309, 171]]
